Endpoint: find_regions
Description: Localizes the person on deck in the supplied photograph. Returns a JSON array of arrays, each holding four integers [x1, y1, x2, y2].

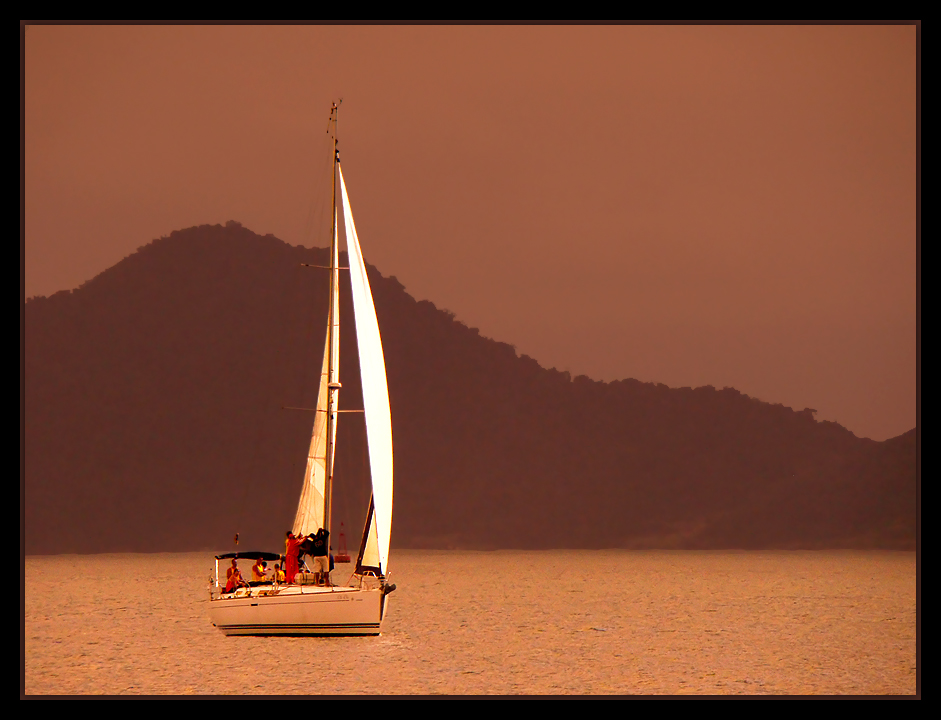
[[309, 528, 331, 586], [285, 531, 303, 583], [251, 558, 267, 583], [226, 559, 238, 584], [224, 561, 248, 593]]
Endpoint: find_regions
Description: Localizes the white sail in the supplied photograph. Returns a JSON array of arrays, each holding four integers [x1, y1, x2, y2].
[[293, 218, 340, 538], [339, 165, 393, 576], [292, 328, 330, 537], [358, 500, 381, 573]]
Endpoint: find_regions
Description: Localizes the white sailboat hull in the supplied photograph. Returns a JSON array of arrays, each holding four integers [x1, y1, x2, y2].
[[208, 585, 388, 636]]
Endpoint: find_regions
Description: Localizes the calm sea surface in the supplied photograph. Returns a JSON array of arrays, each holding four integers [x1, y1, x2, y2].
[[24, 550, 917, 696]]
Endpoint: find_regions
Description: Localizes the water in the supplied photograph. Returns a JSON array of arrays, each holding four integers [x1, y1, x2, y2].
[[24, 550, 917, 695]]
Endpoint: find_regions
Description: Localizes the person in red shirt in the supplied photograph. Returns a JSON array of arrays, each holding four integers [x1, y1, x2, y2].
[[285, 531, 302, 583]]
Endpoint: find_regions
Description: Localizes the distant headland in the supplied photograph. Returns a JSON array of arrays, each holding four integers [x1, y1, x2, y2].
[[24, 223, 916, 554]]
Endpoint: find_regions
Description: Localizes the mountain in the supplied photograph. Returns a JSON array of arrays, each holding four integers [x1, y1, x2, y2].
[[23, 223, 917, 554]]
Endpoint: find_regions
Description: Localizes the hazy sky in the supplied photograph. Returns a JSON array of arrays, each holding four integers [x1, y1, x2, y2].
[[24, 23, 917, 441]]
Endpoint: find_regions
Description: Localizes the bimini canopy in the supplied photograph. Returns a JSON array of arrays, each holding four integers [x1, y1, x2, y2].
[[214, 551, 283, 561]]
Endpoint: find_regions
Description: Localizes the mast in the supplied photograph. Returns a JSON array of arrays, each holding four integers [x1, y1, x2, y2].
[[324, 100, 342, 538]]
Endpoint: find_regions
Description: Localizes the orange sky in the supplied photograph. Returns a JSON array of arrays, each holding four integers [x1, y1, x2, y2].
[[23, 23, 917, 441]]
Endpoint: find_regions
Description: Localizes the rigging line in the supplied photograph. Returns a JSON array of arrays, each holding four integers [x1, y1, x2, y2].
[[282, 254, 323, 515], [360, 413, 370, 542], [239, 223, 320, 548], [283, 406, 364, 413], [301, 118, 336, 251]]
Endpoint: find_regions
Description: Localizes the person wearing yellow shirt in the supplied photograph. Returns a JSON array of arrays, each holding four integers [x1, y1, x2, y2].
[[251, 558, 266, 583]]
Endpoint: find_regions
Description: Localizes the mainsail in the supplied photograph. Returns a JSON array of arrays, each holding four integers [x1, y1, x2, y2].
[[291, 328, 329, 537], [293, 218, 340, 538], [339, 165, 393, 576]]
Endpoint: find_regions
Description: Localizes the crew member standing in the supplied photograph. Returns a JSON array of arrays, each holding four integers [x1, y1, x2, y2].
[[310, 528, 330, 586], [285, 531, 303, 583]]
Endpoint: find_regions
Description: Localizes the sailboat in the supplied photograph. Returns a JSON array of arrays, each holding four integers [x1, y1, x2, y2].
[[208, 103, 395, 636]]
